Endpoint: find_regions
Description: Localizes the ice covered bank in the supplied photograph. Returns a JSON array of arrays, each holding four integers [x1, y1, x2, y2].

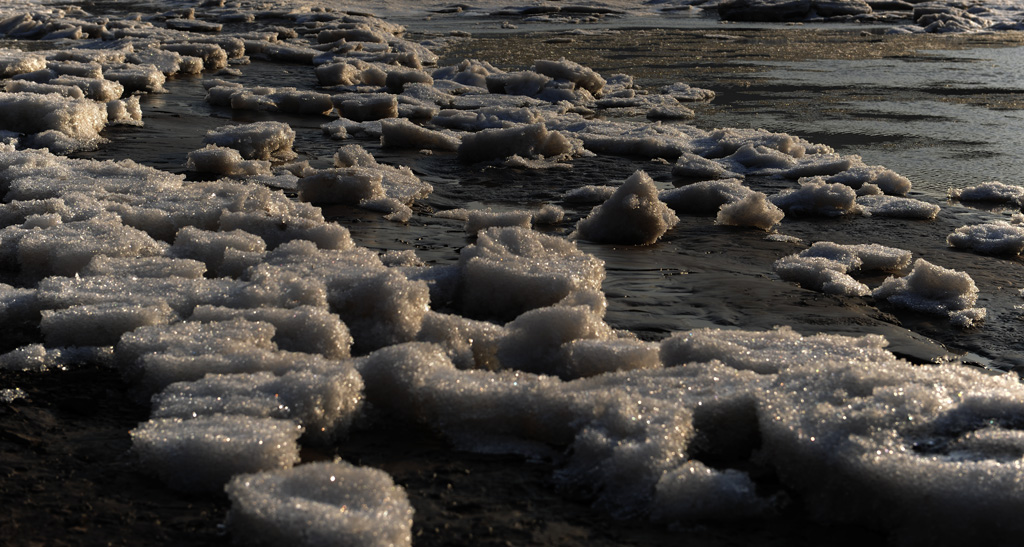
[[0, 0, 1022, 544]]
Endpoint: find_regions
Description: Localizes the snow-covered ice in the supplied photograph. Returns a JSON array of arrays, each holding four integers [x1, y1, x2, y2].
[[947, 220, 1024, 255], [873, 258, 986, 328], [131, 414, 303, 492], [225, 461, 414, 547], [573, 170, 679, 245], [774, 241, 912, 296]]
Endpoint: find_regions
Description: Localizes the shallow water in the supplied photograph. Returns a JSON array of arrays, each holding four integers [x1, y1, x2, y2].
[[713, 47, 1024, 192], [72, 21, 1024, 371], [413, 26, 1024, 368]]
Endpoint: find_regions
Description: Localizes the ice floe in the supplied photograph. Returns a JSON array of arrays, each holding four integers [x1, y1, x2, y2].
[[771, 178, 862, 217], [131, 414, 304, 492], [947, 220, 1024, 256], [225, 461, 414, 547], [774, 241, 912, 296], [573, 170, 679, 245], [873, 259, 986, 328], [949, 180, 1024, 208]]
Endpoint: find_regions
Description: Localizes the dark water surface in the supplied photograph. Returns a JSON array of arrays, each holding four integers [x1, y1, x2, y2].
[[75, 23, 1024, 370]]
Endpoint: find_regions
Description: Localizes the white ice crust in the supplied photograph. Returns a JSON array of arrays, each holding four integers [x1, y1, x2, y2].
[[873, 258, 986, 327], [574, 170, 679, 245], [225, 461, 414, 547], [947, 220, 1024, 256]]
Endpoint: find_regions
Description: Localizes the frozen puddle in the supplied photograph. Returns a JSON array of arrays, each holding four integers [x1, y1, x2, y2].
[[2, 0, 1024, 545]]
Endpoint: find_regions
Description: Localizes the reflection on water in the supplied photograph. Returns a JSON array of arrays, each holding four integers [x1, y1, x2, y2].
[[720, 46, 1024, 192]]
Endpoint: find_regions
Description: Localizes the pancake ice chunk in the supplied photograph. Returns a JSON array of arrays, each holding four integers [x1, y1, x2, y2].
[[40, 301, 176, 347], [432, 104, 563, 131], [774, 254, 871, 296], [533, 203, 564, 225], [946, 221, 1024, 255], [202, 121, 297, 161], [186, 145, 272, 177], [662, 82, 716, 102], [563, 185, 616, 204], [695, 127, 831, 159], [4, 80, 85, 99], [128, 46, 205, 76], [432, 58, 503, 89], [127, 336, 343, 394], [106, 95, 143, 126], [574, 170, 679, 245], [948, 180, 1024, 207], [0, 282, 40, 328], [464, 208, 533, 234], [754, 331, 1024, 542], [716, 192, 785, 231], [379, 118, 460, 151], [49, 75, 125, 101], [333, 93, 398, 121], [494, 301, 617, 378], [857, 195, 940, 219], [80, 255, 207, 279], [355, 342, 576, 448], [651, 460, 770, 521], [333, 144, 432, 205], [724, 142, 798, 172], [314, 60, 388, 86], [189, 305, 352, 359], [217, 208, 355, 251], [249, 241, 429, 350], [873, 258, 985, 327], [533, 57, 606, 96], [14, 213, 166, 279], [457, 123, 579, 163], [225, 461, 414, 547], [0, 92, 107, 152], [116, 317, 270, 368], [152, 368, 363, 443], [297, 167, 386, 205], [102, 63, 165, 94], [774, 241, 912, 297], [825, 164, 912, 196], [782, 153, 858, 178], [456, 226, 605, 319], [562, 338, 661, 378], [131, 415, 302, 492], [806, 241, 913, 271], [160, 43, 229, 70], [771, 178, 862, 217], [214, 85, 333, 115], [0, 344, 111, 373], [0, 49, 46, 77], [415, 310, 506, 370], [170, 226, 267, 277], [670, 151, 742, 180], [35, 275, 239, 319], [384, 67, 434, 92]]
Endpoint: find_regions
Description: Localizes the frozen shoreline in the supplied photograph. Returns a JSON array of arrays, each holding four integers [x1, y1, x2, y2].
[[3, 1, 1024, 545]]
